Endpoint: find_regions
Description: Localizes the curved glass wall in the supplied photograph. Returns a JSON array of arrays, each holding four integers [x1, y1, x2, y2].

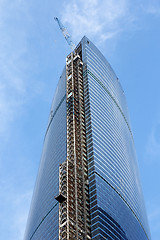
[[24, 69, 67, 240], [81, 36, 151, 240]]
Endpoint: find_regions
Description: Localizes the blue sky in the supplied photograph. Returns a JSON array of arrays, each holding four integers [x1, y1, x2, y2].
[[0, 0, 160, 239]]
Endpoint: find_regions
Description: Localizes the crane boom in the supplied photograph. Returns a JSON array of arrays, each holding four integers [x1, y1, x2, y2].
[[54, 17, 76, 51]]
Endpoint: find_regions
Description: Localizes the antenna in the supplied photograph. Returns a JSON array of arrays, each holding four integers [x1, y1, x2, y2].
[[54, 17, 76, 51]]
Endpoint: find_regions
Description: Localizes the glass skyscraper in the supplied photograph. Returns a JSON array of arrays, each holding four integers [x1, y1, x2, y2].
[[24, 36, 151, 240]]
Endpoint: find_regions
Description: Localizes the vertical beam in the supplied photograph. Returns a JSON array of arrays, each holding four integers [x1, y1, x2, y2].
[[59, 45, 91, 240], [59, 162, 67, 239]]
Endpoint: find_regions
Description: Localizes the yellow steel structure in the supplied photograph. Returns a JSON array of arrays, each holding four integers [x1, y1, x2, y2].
[[58, 45, 91, 240]]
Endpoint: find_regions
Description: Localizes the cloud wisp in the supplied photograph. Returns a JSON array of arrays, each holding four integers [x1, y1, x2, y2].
[[147, 202, 160, 240], [61, 0, 160, 46], [0, 0, 30, 137], [0, 179, 32, 240], [12, 190, 33, 240], [61, 0, 134, 44], [142, 0, 160, 16], [145, 121, 160, 160]]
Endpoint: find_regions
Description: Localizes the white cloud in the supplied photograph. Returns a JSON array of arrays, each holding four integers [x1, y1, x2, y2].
[[145, 122, 160, 159], [0, 0, 46, 138], [149, 207, 160, 222], [147, 202, 160, 238], [60, 0, 160, 46], [146, 6, 160, 15], [143, 1, 160, 16], [0, 185, 32, 240], [0, 0, 30, 136], [12, 191, 33, 240], [61, 0, 134, 43]]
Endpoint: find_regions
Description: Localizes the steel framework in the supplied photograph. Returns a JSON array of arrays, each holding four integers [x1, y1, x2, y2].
[[56, 45, 91, 240]]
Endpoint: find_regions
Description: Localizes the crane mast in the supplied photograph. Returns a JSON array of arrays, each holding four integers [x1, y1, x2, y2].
[[54, 17, 76, 51], [54, 17, 92, 240]]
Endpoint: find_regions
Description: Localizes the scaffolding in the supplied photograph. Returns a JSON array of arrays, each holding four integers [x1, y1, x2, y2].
[[57, 45, 91, 240]]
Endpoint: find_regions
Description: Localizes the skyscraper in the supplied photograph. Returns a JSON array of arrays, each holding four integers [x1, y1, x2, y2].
[[24, 36, 151, 240]]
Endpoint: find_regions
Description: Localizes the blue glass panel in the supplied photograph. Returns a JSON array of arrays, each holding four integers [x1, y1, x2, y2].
[[24, 69, 67, 240]]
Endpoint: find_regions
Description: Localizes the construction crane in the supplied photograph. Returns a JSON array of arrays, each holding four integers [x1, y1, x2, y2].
[[54, 17, 76, 52]]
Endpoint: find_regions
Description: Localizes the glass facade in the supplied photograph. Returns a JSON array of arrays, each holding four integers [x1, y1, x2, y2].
[[81, 37, 151, 240], [24, 37, 151, 240], [24, 68, 67, 240]]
